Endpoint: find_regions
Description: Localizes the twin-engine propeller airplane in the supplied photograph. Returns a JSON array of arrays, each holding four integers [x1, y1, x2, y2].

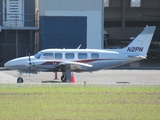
[[4, 26, 156, 83]]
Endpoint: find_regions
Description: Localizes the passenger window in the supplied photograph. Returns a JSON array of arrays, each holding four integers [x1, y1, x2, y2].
[[65, 53, 74, 59], [43, 53, 53, 59], [55, 53, 62, 59], [78, 53, 87, 59], [91, 53, 99, 59]]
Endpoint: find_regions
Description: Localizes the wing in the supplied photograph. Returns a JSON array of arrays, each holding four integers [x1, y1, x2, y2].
[[26, 60, 92, 72], [58, 61, 93, 71]]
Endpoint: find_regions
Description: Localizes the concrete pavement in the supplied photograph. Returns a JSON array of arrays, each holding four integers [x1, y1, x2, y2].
[[0, 68, 160, 85]]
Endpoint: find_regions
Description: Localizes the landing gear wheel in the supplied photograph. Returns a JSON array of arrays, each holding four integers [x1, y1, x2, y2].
[[61, 75, 66, 82], [17, 77, 24, 83]]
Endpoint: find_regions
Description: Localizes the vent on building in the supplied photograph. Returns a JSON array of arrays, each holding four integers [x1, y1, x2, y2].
[[3, 0, 24, 27]]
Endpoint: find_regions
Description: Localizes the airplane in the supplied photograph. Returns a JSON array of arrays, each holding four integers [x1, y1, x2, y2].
[[4, 26, 156, 83]]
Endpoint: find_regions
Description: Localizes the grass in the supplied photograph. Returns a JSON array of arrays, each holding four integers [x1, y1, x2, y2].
[[0, 84, 160, 120]]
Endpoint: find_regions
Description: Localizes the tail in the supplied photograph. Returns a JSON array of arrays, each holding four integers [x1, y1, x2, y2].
[[123, 26, 156, 57]]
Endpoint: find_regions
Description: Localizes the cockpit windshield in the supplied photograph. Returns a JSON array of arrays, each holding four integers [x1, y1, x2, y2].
[[34, 51, 43, 59]]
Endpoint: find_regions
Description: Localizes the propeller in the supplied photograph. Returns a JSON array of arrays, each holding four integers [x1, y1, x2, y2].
[[28, 53, 31, 76]]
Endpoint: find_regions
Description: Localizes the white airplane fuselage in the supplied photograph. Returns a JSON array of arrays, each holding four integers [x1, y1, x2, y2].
[[4, 49, 142, 72]]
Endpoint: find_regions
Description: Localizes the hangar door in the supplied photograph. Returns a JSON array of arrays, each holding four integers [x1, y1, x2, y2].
[[39, 16, 87, 49]]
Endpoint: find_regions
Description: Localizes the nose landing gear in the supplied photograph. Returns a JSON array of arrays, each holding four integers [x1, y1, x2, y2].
[[17, 71, 24, 83], [17, 77, 24, 83]]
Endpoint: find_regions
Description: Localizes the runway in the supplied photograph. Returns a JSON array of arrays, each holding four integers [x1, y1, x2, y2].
[[0, 68, 160, 85]]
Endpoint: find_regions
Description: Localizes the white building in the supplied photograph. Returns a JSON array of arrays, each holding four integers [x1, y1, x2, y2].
[[38, 0, 104, 49]]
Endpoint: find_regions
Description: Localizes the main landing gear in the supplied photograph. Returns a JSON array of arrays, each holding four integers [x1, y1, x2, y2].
[[60, 65, 72, 83], [61, 73, 66, 82]]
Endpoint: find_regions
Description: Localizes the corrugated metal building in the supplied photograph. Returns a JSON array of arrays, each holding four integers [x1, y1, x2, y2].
[[0, 0, 38, 66], [39, 0, 104, 49]]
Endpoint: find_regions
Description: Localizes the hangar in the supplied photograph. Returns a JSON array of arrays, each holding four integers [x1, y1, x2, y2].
[[0, 0, 160, 67]]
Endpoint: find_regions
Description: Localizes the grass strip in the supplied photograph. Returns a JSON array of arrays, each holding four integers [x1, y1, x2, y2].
[[0, 84, 159, 120]]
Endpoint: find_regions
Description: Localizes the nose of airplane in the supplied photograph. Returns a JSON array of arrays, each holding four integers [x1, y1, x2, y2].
[[4, 61, 14, 68], [4, 62, 7, 67], [4, 61, 9, 67], [4, 58, 22, 68], [4, 56, 34, 69]]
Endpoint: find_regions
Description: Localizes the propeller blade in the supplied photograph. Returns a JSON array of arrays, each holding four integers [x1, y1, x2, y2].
[[28, 53, 31, 77], [29, 53, 31, 62]]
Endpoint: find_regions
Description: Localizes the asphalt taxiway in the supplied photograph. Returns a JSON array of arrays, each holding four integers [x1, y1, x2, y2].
[[0, 68, 160, 85]]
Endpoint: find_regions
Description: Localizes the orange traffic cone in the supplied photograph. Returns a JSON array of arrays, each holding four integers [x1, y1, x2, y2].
[[70, 71, 75, 83]]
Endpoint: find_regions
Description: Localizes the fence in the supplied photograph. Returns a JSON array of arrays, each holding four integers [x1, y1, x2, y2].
[[0, 43, 38, 66]]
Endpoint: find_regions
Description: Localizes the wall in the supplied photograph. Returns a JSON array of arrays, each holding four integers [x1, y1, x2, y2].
[[39, 16, 87, 49], [24, 0, 35, 26], [0, 0, 2, 26], [0, 0, 37, 66], [39, 0, 104, 49]]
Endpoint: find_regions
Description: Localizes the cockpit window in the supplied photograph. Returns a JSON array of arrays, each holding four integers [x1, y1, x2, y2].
[[43, 53, 54, 59], [34, 51, 43, 59]]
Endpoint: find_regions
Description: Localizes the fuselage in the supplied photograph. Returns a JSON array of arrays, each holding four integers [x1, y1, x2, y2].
[[4, 48, 142, 72]]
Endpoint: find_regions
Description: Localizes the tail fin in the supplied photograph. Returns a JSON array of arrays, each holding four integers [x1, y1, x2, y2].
[[123, 26, 156, 56]]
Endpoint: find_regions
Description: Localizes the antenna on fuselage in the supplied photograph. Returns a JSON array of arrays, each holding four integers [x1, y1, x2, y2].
[[77, 44, 81, 49]]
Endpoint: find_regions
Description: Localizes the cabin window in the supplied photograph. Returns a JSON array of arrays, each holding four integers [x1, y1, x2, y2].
[[65, 53, 74, 59], [91, 53, 99, 59], [43, 53, 53, 59], [34, 51, 43, 59], [55, 53, 62, 59], [78, 53, 87, 59]]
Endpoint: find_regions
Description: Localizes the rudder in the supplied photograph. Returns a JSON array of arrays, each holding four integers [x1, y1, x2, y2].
[[124, 26, 156, 56]]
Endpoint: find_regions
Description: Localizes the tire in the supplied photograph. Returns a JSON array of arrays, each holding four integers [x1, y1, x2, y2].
[[61, 75, 66, 82], [17, 77, 24, 83]]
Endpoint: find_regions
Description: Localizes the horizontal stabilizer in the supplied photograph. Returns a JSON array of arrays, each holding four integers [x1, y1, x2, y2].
[[128, 55, 146, 59]]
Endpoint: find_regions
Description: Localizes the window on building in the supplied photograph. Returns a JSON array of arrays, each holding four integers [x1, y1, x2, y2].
[[104, 0, 109, 7], [43, 53, 54, 59], [65, 53, 74, 59], [131, 0, 141, 7], [91, 53, 99, 59], [78, 53, 87, 59], [55, 53, 62, 59]]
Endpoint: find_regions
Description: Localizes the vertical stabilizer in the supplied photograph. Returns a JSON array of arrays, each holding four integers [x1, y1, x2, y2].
[[123, 26, 156, 56]]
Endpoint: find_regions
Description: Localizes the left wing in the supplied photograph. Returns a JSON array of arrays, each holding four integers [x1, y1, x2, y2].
[[26, 60, 92, 71], [59, 61, 92, 67], [57, 61, 93, 71]]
